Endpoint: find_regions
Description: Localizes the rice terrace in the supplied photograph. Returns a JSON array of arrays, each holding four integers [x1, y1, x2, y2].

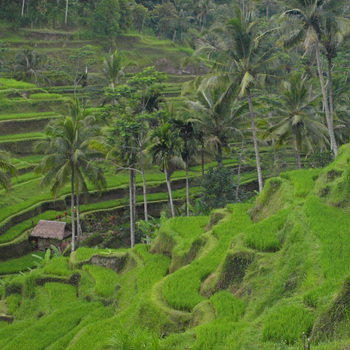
[[1, 1, 350, 349]]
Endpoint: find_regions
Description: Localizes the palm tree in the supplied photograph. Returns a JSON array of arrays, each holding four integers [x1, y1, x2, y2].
[[281, 0, 350, 157], [14, 49, 48, 87], [148, 123, 183, 218], [171, 114, 198, 217], [194, 7, 275, 191], [108, 119, 140, 247], [35, 102, 105, 251], [0, 150, 16, 192], [320, 7, 350, 145], [197, 0, 214, 30], [187, 86, 237, 168], [329, 76, 350, 145], [269, 74, 328, 169], [103, 50, 126, 89]]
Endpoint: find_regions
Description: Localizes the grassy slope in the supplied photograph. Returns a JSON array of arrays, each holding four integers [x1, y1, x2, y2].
[[2, 145, 350, 348]]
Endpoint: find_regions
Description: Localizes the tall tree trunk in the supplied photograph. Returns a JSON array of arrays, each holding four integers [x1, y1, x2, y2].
[[236, 140, 244, 202], [247, 88, 263, 192], [165, 169, 175, 218], [76, 195, 81, 248], [65, 0, 69, 25], [201, 140, 205, 177], [327, 56, 335, 148], [315, 42, 338, 157], [140, 152, 149, 225], [266, 0, 269, 18], [21, 0, 25, 16], [139, 123, 148, 223], [71, 170, 75, 251], [141, 10, 147, 34], [132, 169, 136, 230], [186, 159, 190, 217], [129, 169, 135, 247], [294, 138, 301, 170], [217, 143, 223, 167]]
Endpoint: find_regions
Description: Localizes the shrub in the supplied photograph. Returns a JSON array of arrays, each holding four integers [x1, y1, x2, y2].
[[200, 167, 246, 210]]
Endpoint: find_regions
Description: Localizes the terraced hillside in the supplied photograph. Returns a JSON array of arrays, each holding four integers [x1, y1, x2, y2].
[[1, 144, 350, 349], [1, 28, 278, 258]]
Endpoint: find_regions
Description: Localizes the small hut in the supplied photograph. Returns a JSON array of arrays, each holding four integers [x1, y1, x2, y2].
[[30, 220, 71, 251]]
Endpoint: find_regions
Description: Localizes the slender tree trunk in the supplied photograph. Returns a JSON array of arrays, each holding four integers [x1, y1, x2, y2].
[[71, 170, 75, 251], [141, 154, 148, 221], [247, 88, 263, 192], [266, 0, 269, 18], [186, 159, 190, 217], [21, 0, 25, 16], [201, 140, 205, 177], [236, 140, 244, 202], [141, 10, 147, 34], [76, 195, 81, 248], [140, 123, 148, 223], [294, 138, 301, 170], [328, 56, 335, 148], [65, 0, 68, 25], [315, 42, 338, 157], [129, 169, 135, 247], [217, 143, 223, 167], [308, 84, 313, 102], [172, 30, 177, 42], [165, 169, 175, 218]]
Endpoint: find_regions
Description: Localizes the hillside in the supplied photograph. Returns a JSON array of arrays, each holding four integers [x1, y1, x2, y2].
[[0, 26, 281, 258], [1, 145, 350, 349]]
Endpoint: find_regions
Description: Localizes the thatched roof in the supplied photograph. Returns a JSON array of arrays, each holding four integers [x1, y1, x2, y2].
[[31, 220, 70, 240]]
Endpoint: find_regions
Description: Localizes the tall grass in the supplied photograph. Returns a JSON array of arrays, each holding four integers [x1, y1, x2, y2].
[[281, 169, 321, 197], [262, 300, 315, 344], [0, 301, 103, 350], [75, 247, 127, 262], [0, 78, 36, 89], [0, 251, 45, 274], [45, 282, 77, 309], [30, 93, 63, 100], [42, 257, 72, 277], [83, 264, 120, 298], [303, 196, 350, 280], [162, 205, 252, 311], [245, 209, 291, 252], [134, 244, 170, 295], [0, 111, 57, 121]]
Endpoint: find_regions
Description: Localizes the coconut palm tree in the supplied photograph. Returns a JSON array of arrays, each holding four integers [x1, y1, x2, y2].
[[13, 49, 48, 87], [103, 50, 126, 89], [187, 86, 237, 168], [171, 113, 198, 217], [269, 73, 328, 169], [148, 123, 183, 218], [320, 7, 350, 142], [107, 118, 140, 247], [0, 150, 16, 192], [281, 0, 350, 157], [35, 101, 105, 251], [193, 7, 275, 191]]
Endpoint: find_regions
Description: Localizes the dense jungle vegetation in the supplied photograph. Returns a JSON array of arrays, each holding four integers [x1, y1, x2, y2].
[[1, 0, 350, 349]]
